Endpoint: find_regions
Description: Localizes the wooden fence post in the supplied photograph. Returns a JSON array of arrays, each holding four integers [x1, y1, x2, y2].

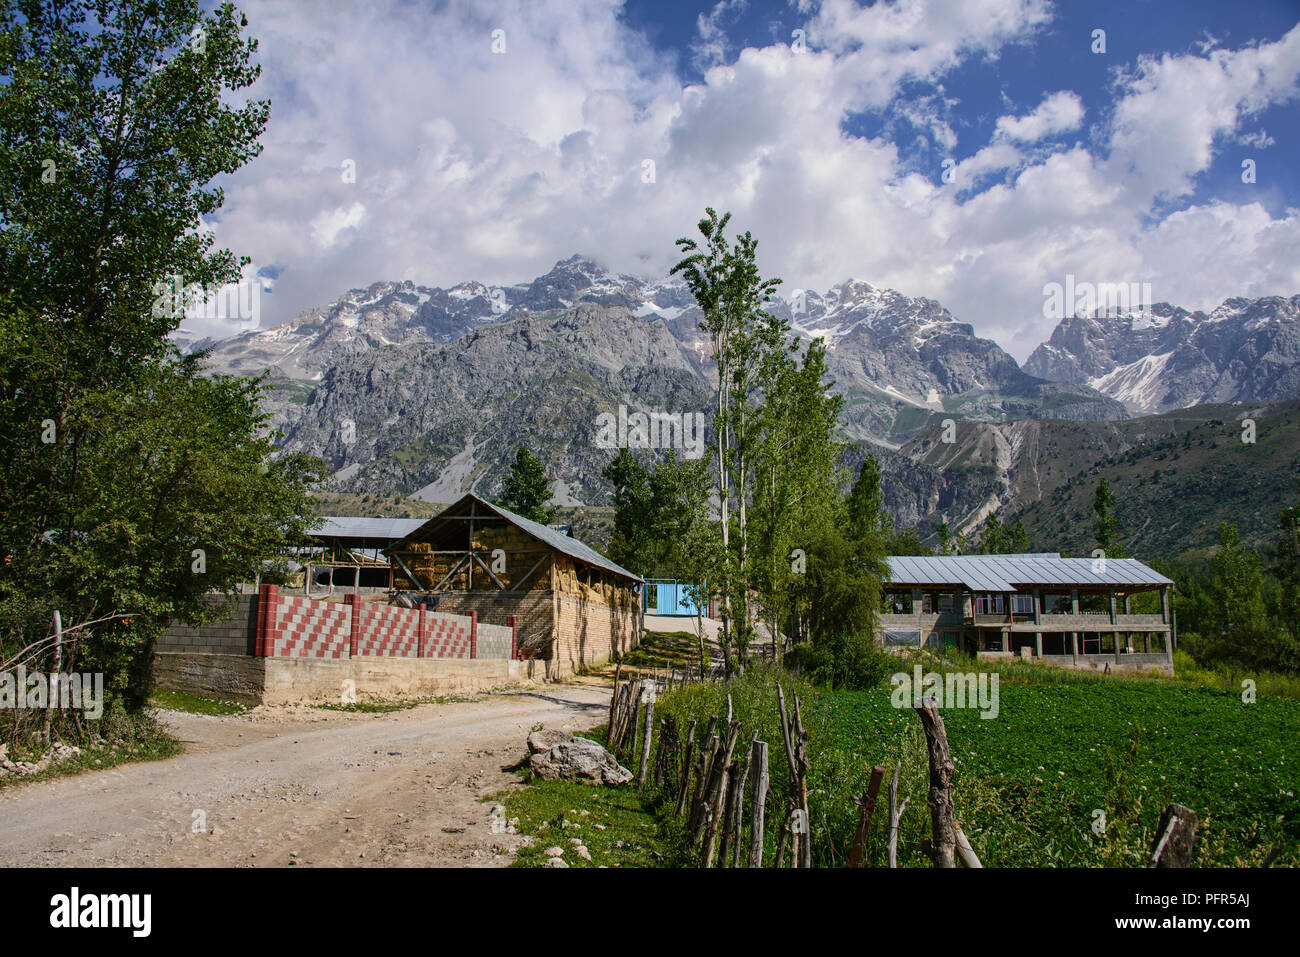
[[887, 757, 910, 869], [1149, 803, 1198, 868], [847, 765, 886, 868], [748, 740, 769, 868], [777, 684, 811, 868], [954, 822, 983, 868], [914, 701, 957, 868], [675, 719, 698, 816], [637, 682, 656, 788]]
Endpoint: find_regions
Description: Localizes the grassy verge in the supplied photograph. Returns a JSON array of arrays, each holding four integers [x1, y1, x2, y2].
[[1170, 649, 1300, 699], [149, 687, 251, 716], [499, 775, 687, 868], [0, 709, 182, 790], [493, 722, 687, 868], [580, 630, 709, 680]]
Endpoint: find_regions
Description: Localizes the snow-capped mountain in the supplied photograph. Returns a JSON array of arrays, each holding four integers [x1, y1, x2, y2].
[[190, 256, 699, 380], [1024, 296, 1300, 414]]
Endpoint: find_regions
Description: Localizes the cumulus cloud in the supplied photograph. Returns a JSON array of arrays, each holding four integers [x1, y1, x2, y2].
[[995, 91, 1085, 143], [189, 0, 1300, 363]]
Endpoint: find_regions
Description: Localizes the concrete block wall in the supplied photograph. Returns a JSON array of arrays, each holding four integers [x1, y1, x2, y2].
[[155, 587, 494, 662], [477, 621, 515, 660], [156, 595, 257, 655], [350, 596, 420, 657]]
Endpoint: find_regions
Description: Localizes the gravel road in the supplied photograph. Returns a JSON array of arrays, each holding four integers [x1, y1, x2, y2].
[[0, 683, 612, 867]]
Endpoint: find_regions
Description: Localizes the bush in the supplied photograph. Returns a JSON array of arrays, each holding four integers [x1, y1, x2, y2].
[[790, 632, 895, 690]]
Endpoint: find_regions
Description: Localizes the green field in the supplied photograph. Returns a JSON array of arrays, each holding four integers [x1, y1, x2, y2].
[[505, 661, 1299, 868], [802, 673, 1297, 867]]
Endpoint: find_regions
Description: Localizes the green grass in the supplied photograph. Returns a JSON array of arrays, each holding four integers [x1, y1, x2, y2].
[[580, 630, 708, 679], [0, 710, 182, 790], [497, 776, 688, 868], [1170, 649, 1300, 700], [492, 655, 1300, 868], [149, 687, 251, 716], [649, 660, 1299, 868]]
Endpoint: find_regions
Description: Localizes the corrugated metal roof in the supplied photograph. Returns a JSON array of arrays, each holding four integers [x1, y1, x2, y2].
[[885, 553, 1172, 591], [393, 494, 643, 584], [312, 517, 427, 542]]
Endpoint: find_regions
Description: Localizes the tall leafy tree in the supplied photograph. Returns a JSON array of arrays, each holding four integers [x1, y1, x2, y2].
[[602, 448, 652, 575], [750, 335, 845, 662], [1185, 522, 1296, 673], [846, 453, 892, 545], [498, 446, 556, 524], [672, 208, 780, 673], [1093, 477, 1126, 558], [0, 2, 320, 713]]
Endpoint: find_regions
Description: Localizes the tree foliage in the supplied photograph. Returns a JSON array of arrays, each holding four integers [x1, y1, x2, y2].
[[498, 446, 556, 525], [0, 2, 320, 714]]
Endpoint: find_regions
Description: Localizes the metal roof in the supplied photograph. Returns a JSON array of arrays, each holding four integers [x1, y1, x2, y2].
[[885, 553, 1172, 592], [311, 517, 427, 543], [392, 494, 643, 584]]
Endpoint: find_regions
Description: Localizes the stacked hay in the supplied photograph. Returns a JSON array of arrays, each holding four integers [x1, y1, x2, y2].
[[470, 523, 537, 590], [394, 541, 466, 591]]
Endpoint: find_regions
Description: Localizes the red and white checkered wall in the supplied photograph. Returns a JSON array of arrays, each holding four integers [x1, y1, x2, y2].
[[253, 585, 517, 660]]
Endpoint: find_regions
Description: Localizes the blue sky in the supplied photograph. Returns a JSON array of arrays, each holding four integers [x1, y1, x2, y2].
[[192, 0, 1300, 360]]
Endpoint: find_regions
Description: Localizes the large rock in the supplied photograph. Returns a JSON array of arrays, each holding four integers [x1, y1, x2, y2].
[[526, 730, 572, 755], [528, 733, 632, 786]]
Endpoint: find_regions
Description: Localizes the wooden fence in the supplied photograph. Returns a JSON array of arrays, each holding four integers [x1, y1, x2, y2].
[[608, 675, 1210, 868]]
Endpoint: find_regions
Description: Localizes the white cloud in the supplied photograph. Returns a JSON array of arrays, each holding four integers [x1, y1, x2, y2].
[[995, 91, 1085, 143], [311, 202, 367, 248], [193, 0, 1300, 364], [1105, 23, 1300, 203]]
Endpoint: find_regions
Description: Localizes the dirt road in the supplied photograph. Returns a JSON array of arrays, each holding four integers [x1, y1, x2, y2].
[[0, 683, 611, 867]]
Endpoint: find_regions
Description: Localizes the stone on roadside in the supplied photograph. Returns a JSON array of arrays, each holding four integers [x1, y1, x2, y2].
[[527, 734, 633, 787]]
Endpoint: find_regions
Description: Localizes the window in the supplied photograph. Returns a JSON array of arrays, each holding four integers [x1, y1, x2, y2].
[[1011, 593, 1035, 616], [883, 591, 913, 614], [1041, 592, 1071, 614], [975, 593, 1005, 615]]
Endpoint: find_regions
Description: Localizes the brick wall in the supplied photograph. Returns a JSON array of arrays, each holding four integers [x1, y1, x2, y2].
[[552, 593, 640, 677]]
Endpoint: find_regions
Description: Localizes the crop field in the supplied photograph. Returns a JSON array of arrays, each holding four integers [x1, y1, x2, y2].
[[652, 664, 1299, 867]]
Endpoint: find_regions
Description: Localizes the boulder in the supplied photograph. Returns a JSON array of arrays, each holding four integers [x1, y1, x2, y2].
[[528, 733, 633, 786], [526, 729, 572, 755]]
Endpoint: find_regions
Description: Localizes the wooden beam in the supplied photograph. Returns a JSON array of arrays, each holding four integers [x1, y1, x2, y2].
[[390, 552, 428, 591], [510, 555, 548, 592], [470, 551, 508, 591], [431, 554, 470, 592]]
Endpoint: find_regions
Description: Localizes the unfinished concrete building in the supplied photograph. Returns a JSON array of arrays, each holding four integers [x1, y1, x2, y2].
[[878, 553, 1176, 673]]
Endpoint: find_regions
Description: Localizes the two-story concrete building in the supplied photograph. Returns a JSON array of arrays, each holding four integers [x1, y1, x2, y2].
[[878, 553, 1175, 673]]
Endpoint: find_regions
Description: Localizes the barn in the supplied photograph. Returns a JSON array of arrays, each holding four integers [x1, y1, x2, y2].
[[386, 493, 643, 678]]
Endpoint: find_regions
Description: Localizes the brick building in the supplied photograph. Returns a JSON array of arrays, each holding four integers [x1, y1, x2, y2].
[[387, 494, 643, 678]]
